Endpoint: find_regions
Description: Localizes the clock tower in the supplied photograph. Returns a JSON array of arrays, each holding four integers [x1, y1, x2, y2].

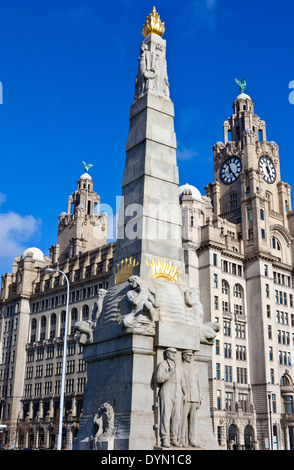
[[205, 89, 291, 254], [198, 87, 294, 448]]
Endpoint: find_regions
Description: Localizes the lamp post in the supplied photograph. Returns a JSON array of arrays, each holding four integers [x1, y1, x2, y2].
[[268, 392, 273, 450], [44, 268, 69, 450]]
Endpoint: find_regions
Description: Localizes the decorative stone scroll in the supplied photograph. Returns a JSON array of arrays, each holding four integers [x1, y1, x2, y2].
[[74, 288, 107, 345], [183, 287, 220, 344]]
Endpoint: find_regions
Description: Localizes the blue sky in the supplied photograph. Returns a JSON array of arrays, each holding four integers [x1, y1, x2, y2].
[[0, 0, 294, 275]]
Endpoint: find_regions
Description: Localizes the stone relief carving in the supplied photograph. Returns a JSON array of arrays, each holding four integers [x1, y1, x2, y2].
[[156, 348, 203, 448], [156, 347, 183, 448], [122, 275, 159, 333], [183, 287, 220, 344], [74, 288, 107, 345], [180, 350, 202, 448], [92, 403, 115, 449], [135, 41, 170, 100]]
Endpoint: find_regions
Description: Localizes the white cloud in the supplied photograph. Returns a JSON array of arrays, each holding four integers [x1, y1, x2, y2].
[[0, 211, 42, 260], [0, 193, 6, 206], [185, 0, 219, 31], [177, 147, 199, 161]]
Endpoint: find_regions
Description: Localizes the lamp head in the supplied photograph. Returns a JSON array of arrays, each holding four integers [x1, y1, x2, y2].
[[44, 268, 56, 275]]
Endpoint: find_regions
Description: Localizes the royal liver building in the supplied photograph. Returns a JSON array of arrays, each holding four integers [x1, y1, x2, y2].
[[1, 7, 294, 451]]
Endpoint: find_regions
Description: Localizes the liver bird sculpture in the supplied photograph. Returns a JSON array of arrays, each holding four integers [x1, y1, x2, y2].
[[235, 78, 247, 93], [82, 161, 93, 173]]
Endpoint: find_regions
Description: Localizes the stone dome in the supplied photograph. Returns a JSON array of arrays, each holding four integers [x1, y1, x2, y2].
[[236, 92, 251, 101], [80, 172, 92, 180], [21, 247, 45, 261], [179, 183, 202, 201]]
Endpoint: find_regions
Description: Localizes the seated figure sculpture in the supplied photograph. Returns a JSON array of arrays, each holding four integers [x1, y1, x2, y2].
[[123, 275, 159, 332]]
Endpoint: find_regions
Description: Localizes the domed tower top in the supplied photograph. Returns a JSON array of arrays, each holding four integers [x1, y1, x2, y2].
[[53, 162, 108, 261]]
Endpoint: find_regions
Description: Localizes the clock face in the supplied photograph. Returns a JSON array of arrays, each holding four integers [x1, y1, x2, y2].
[[220, 157, 242, 185], [258, 156, 276, 184]]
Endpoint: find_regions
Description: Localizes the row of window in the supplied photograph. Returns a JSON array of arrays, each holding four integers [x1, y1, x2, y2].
[[268, 347, 291, 365], [31, 282, 107, 313], [273, 271, 292, 287], [26, 341, 83, 363], [23, 376, 87, 397], [215, 364, 248, 384], [29, 305, 91, 343], [216, 390, 250, 412], [275, 290, 293, 306], [25, 358, 86, 379], [222, 321, 246, 339], [215, 341, 247, 360]]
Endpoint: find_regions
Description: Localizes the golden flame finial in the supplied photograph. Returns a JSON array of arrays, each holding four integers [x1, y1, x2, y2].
[[142, 6, 165, 38]]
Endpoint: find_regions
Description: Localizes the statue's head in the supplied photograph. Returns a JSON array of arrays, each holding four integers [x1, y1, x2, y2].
[[165, 347, 177, 361], [182, 349, 194, 363], [184, 288, 199, 307], [128, 275, 140, 289], [97, 288, 107, 300]]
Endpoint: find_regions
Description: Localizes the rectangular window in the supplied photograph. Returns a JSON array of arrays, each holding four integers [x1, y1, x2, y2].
[[216, 363, 220, 379], [261, 228, 265, 239], [237, 367, 247, 384], [224, 321, 231, 336], [225, 365, 232, 382], [267, 305, 271, 318], [224, 343, 232, 358]]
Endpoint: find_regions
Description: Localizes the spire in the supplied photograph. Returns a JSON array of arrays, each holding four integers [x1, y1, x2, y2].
[[112, 7, 185, 283]]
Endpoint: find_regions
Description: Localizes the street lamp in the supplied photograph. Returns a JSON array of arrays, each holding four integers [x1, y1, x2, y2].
[[44, 267, 69, 450], [268, 392, 273, 450]]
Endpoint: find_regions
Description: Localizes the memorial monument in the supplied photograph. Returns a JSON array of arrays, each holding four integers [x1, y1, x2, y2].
[[74, 7, 218, 450]]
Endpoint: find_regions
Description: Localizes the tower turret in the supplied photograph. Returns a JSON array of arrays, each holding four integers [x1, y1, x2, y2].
[[51, 165, 108, 262]]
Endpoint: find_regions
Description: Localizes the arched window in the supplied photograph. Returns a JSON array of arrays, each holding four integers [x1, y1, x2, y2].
[[228, 424, 238, 450], [50, 313, 56, 339], [30, 318, 37, 342], [244, 425, 254, 450], [272, 237, 281, 251], [233, 284, 243, 298], [40, 315, 47, 340], [222, 280, 229, 295], [82, 305, 90, 320], [61, 310, 66, 323], [71, 308, 78, 322]]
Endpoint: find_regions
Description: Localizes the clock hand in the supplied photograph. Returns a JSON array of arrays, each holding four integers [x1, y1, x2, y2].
[[229, 164, 237, 178]]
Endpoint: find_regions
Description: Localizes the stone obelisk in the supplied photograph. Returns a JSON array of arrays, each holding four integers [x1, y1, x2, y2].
[[74, 7, 218, 451]]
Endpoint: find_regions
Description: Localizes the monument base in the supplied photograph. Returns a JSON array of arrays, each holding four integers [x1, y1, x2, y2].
[[74, 321, 218, 450]]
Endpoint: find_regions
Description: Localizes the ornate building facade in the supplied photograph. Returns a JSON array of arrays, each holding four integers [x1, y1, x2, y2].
[[181, 91, 294, 450]]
